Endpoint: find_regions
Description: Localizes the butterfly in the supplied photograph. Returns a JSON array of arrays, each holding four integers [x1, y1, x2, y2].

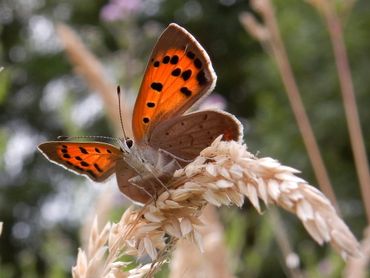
[[38, 23, 243, 204]]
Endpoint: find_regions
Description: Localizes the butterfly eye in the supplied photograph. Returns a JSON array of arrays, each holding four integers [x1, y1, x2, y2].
[[126, 139, 133, 149]]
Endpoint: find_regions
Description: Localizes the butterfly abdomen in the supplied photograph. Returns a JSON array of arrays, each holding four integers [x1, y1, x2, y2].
[[115, 145, 179, 204]]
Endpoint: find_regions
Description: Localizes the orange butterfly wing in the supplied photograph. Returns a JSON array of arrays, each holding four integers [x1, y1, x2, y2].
[[132, 23, 216, 143], [38, 142, 122, 182]]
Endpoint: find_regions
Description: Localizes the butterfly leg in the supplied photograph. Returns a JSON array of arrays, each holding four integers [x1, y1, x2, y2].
[[121, 155, 163, 196], [142, 162, 171, 192], [128, 174, 170, 206], [157, 149, 193, 166], [129, 175, 157, 197]]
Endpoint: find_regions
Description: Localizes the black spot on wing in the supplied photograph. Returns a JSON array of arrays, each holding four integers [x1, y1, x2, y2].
[[79, 147, 88, 154], [186, 51, 195, 59], [170, 55, 179, 64], [180, 87, 192, 97], [196, 70, 207, 85], [94, 163, 103, 173], [181, 69, 192, 81], [162, 55, 170, 64], [194, 58, 202, 69], [171, 68, 181, 76], [151, 82, 163, 92], [87, 170, 97, 178]]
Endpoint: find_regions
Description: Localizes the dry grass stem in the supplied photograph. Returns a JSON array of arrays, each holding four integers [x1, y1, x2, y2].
[[344, 226, 370, 278], [81, 189, 119, 250], [72, 138, 360, 277], [240, 0, 338, 211], [308, 0, 370, 225], [170, 205, 234, 278], [56, 23, 128, 133], [268, 209, 304, 278], [238, 13, 270, 45]]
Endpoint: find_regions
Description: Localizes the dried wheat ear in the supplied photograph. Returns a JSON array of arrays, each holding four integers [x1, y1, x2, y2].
[[72, 136, 360, 278]]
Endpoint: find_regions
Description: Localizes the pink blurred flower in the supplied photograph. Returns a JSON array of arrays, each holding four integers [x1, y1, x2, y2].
[[100, 0, 143, 22], [199, 94, 227, 110]]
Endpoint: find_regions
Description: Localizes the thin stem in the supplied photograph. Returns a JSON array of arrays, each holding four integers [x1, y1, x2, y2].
[[242, 0, 339, 211], [169, 205, 233, 278], [344, 226, 370, 277], [269, 209, 304, 278], [317, 1, 370, 225], [56, 24, 126, 134]]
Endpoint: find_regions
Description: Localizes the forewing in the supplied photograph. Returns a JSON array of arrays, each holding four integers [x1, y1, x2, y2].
[[132, 23, 217, 143], [148, 110, 243, 160], [38, 142, 122, 182]]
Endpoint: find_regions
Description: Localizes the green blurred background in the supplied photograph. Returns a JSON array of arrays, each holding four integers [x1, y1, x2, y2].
[[0, 0, 369, 276]]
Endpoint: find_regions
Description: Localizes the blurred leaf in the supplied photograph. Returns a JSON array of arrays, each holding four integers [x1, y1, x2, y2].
[[0, 68, 10, 104]]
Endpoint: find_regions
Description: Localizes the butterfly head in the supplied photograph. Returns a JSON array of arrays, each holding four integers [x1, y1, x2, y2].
[[118, 137, 134, 153]]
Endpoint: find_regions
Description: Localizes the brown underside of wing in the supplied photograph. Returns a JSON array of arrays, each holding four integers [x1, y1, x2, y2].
[[148, 110, 242, 160], [115, 160, 173, 204]]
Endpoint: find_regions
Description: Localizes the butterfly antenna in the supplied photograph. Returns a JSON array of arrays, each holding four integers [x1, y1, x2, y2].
[[57, 135, 120, 144], [117, 86, 128, 140]]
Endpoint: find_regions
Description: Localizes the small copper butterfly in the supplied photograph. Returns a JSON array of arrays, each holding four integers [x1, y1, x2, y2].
[[38, 23, 243, 204]]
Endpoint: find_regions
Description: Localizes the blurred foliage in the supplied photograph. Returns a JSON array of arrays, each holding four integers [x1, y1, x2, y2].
[[0, 0, 369, 276]]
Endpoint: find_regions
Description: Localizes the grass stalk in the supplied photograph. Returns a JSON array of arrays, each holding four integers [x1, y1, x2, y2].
[[269, 209, 304, 278], [240, 0, 338, 211], [308, 0, 370, 225], [56, 23, 126, 134]]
